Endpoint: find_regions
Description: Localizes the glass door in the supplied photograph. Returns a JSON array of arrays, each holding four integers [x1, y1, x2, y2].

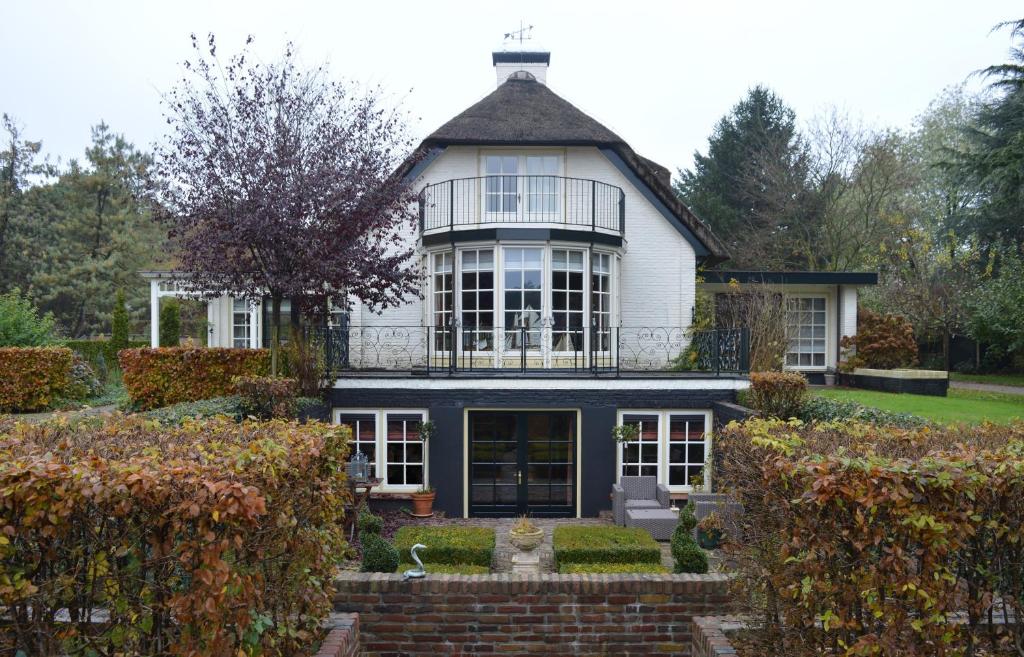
[[468, 411, 576, 517]]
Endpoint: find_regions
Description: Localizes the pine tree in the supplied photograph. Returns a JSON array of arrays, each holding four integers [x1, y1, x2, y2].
[[111, 289, 129, 350], [159, 299, 180, 347]]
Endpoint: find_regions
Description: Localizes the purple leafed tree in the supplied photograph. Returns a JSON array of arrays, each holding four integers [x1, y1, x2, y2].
[[151, 35, 421, 373]]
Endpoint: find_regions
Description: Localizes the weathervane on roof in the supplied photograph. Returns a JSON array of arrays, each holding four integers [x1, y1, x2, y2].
[[504, 21, 534, 44]]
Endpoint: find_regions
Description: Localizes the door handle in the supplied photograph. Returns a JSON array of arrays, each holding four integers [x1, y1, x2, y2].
[[517, 470, 523, 485]]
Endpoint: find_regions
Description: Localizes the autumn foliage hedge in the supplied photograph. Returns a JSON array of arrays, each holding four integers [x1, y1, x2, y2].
[[119, 347, 270, 410], [0, 415, 352, 657], [747, 370, 807, 419], [0, 347, 73, 412], [840, 308, 919, 370], [717, 417, 1024, 656]]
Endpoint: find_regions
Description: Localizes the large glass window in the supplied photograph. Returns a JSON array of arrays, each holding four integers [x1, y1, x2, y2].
[[591, 253, 611, 351], [551, 249, 585, 352], [386, 413, 424, 487], [460, 249, 495, 351], [433, 252, 453, 351], [786, 296, 826, 367], [337, 413, 378, 478], [485, 155, 518, 214], [232, 298, 251, 348], [503, 247, 543, 350], [526, 155, 559, 214], [620, 413, 660, 478], [668, 414, 706, 487]]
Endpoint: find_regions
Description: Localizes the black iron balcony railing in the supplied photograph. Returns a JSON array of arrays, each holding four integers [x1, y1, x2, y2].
[[418, 176, 626, 235], [306, 325, 749, 376]]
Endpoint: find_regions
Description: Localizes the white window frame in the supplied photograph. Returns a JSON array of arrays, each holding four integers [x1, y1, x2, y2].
[[591, 251, 613, 354], [479, 151, 565, 223], [458, 247, 496, 354], [615, 409, 713, 493], [431, 251, 453, 352], [231, 298, 252, 349], [502, 245, 545, 353], [785, 294, 828, 371], [333, 408, 430, 493]]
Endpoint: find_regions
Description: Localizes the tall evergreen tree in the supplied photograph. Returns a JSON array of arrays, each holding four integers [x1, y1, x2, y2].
[[0, 114, 52, 291]]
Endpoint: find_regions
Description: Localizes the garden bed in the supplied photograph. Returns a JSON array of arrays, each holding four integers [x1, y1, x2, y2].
[[392, 525, 496, 568], [552, 525, 662, 571], [847, 366, 949, 396]]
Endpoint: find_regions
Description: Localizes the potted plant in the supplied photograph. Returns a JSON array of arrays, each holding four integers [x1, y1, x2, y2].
[[410, 484, 436, 517], [611, 423, 639, 444], [696, 512, 725, 549], [508, 516, 544, 551], [824, 366, 837, 387]]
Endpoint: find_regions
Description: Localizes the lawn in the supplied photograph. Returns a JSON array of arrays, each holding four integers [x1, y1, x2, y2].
[[814, 387, 1024, 425], [950, 372, 1024, 388]]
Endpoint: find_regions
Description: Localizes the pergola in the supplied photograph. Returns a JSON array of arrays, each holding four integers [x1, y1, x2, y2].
[[140, 271, 260, 348]]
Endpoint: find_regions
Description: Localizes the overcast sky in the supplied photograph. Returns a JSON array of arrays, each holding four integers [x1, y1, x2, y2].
[[2, 0, 1020, 175]]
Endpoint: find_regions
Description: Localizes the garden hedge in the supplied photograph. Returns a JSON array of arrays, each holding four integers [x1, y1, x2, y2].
[[0, 346, 73, 412], [119, 347, 270, 410], [0, 414, 352, 657], [552, 526, 661, 568], [65, 338, 148, 371], [392, 526, 495, 567]]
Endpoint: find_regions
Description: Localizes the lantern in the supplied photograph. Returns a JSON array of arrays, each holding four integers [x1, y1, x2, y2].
[[348, 449, 371, 482]]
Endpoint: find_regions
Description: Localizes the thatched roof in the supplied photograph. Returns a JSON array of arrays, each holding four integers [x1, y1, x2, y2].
[[400, 72, 729, 263]]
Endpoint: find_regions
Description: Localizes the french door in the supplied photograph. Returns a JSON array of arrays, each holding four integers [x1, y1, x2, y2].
[[468, 411, 576, 517]]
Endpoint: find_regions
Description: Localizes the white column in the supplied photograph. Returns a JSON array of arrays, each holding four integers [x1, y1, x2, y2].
[[249, 300, 260, 349], [150, 280, 160, 348], [207, 300, 216, 347]]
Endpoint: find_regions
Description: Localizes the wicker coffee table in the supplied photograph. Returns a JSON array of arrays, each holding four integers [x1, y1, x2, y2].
[[625, 508, 679, 541]]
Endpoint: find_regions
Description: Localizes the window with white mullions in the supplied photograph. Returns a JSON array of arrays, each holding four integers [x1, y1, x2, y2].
[[526, 155, 559, 215], [337, 413, 378, 478], [786, 296, 826, 367], [503, 247, 543, 350], [385, 413, 425, 487], [591, 253, 611, 351], [484, 155, 518, 215], [551, 248, 585, 352], [620, 414, 660, 478], [232, 298, 251, 348], [460, 249, 495, 352], [668, 414, 707, 487], [433, 252, 453, 351]]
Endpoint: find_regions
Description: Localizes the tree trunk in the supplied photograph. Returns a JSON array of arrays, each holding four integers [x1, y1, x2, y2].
[[942, 328, 951, 371], [271, 293, 282, 376]]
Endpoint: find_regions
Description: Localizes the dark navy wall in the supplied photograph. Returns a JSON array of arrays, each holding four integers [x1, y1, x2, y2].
[[329, 387, 736, 517]]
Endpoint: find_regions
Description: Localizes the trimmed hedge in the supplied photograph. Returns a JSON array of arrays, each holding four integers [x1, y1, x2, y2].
[[559, 562, 669, 574], [361, 533, 400, 573], [0, 415, 352, 657], [0, 347, 73, 412], [65, 338, 148, 372], [119, 347, 270, 410], [748, 370, 808, 419], [552, 526, 661, 568], [397, 562, 491, 575], [392, 526, 495, 567], [232, 375, 298, 419]]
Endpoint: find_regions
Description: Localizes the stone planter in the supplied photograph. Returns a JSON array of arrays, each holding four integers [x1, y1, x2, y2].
[[410, 491, 436, 517], [509, 527, 544, 551], [823, 373, 836, 387]]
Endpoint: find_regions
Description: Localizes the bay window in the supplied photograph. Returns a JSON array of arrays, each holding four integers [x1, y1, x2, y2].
[[460, 249, 495, 351], [617, 410, 712, 491], [551, 249, 585, 351], [591, 253, 611, 351], [503, 247, 543, 349], [786, 296, 826, 368], [433, 252, 453, 351], [335, 409, 428, 491]]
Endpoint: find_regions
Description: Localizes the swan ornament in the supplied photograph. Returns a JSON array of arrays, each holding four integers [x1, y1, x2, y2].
[[402, 543, 427, 580]]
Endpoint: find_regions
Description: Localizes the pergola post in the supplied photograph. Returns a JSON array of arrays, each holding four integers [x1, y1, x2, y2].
[[150, 279, 160, 348], [249, 300, 260, 349]]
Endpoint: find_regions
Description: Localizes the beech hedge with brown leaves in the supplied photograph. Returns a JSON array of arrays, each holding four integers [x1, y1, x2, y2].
[[0, 415, 352, 657]]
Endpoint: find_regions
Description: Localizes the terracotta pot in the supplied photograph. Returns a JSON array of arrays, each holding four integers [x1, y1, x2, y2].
[[509, 527, 544, 551], [410, 491, 436, 517]]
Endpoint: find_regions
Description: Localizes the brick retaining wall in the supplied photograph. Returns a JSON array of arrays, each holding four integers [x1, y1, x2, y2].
[[314, 613, 361, 657], [692, 615, 746, 657], [333, 573, 731, 656]]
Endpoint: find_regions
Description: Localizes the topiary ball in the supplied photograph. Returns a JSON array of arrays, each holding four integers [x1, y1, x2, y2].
[[673, 539, 709, 574], [360, 533, 400, 573], [357, 510, 384, 535]]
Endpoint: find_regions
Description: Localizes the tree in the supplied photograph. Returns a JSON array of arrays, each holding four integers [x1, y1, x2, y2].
[[152, 35, 420, 374], [967, 249, 1024, 366], [958, 18, 1024, 247], [111, 289, 129, 350], [675, 86, 813, 268], [0, 114, 51, 290], [0, 289, 57, 347], [159, 298, 180, 347]]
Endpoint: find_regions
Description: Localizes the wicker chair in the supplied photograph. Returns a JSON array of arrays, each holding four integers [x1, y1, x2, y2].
[[612, 476, 671, 527]]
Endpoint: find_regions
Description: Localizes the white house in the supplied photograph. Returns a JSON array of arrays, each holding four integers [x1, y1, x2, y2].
[[144, 47, 875, 517]]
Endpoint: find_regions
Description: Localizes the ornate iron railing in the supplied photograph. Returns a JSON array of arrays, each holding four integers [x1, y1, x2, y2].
[[308, 325, 748, 375], [418, 176, 625, 234]]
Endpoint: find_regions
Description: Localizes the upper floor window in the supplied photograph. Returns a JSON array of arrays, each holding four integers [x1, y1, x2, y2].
[[786, 296, 826, 368], [484, 154, 563, 218], [485, 156, 518, 214], [526, 155, 559, 214]]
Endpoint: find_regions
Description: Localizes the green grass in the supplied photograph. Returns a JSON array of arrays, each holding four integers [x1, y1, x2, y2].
[[950, 372, 1024, 388], [814, 387, 1024, 425], [559, 562, 669, 574], [392, 526, 495, 567], [396, 562, 490, 575], [552, 525, 662, 567]]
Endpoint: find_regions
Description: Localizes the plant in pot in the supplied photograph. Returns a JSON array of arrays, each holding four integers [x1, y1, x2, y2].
[[611, 423, 639, 444], [696, 512, 725, 550], [824, 366, 837, 387], [411, 484, 436, 517], [509, 515, 544, 551]]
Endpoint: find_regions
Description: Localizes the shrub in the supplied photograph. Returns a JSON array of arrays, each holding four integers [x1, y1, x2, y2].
[[672, 537, 709, 574], [119, 347, 270, 410], [397, 562, 490, 575], [63, 352, 102, 400], [159, 298, 181, 347], [0, 289, 58, 347], [0, 415, 352, 657], [284, 332, 327, 396], [361, 533, 400, 573], [139, 395, 244, 425], [393, 526, 496, 567], [552, 525, 661, 568], [799, 394, 928, 428], [65, 338, 149, 375], [111, 289, 130, 351], [232, 375, 298, 419], [295, 395, 330, 422], [747, 371, 807, 419], [559, 562, 669, 574], [840, 308, 918, 370], [0, 347, 73, 412], [357, 509, 384, 535]]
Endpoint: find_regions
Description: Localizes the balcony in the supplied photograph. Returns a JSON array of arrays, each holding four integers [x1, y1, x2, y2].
[[419, 176, 625, 236], [308, 326, 749, 376]]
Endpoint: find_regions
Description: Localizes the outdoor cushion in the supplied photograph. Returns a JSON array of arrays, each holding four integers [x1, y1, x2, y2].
[[625, 499, 662, 510]]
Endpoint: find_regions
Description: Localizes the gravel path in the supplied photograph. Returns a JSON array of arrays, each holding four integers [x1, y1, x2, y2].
[[951, 381, 1024, 396]]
